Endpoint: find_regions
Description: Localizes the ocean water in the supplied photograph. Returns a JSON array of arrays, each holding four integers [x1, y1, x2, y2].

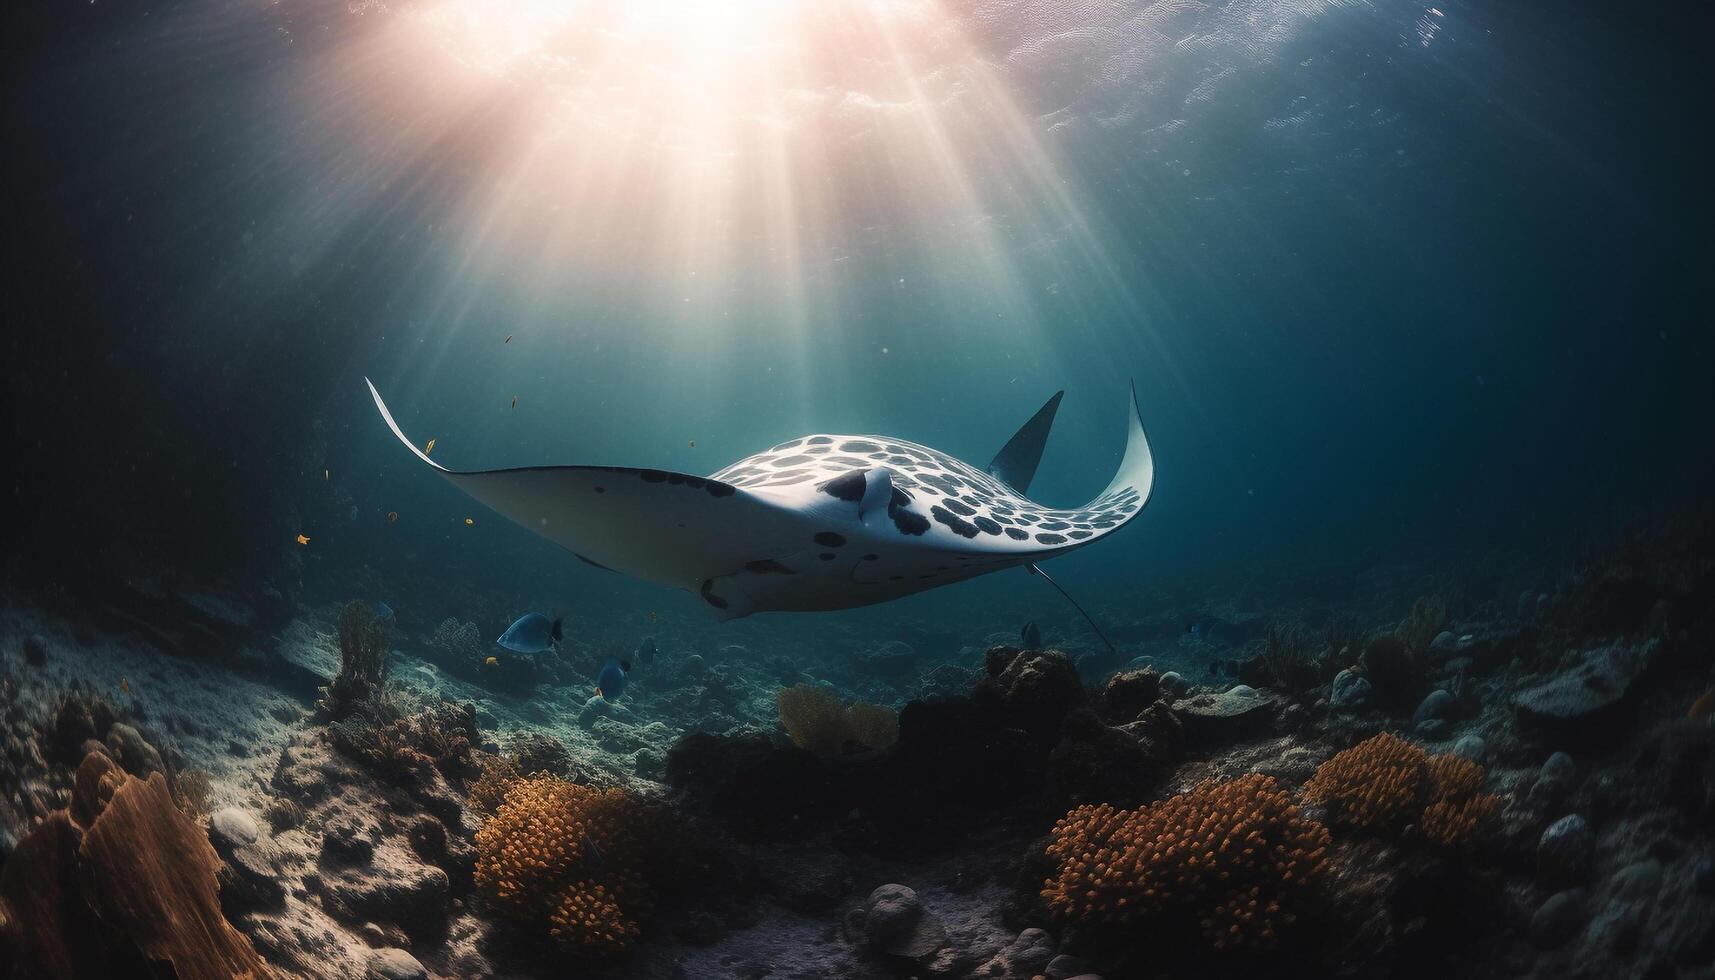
[[2, 0, 1712, 977]]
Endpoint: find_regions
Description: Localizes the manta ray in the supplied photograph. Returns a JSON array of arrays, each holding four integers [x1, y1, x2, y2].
[[366, 379, 1153, 627]]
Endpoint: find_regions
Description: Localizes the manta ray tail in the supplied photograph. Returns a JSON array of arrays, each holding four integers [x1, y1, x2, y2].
[[1027, 562, 1118, 657], [987, 390, 1063, 495]]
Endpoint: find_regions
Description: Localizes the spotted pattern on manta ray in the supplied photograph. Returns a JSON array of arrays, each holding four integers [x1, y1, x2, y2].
[[709, 433, 1143, 552]]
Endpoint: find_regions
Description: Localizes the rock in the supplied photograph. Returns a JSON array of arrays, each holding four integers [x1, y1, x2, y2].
[[682, 653, 707, 677], [1158, 671, 1188, 698], [1530, 751, 1578, 806], [1452, 734, 1487, 763], [1414, 719, 1452, 741], [1430, 630, 1456, 652], [1512, 641, 1657, 737], [405, 816, 447, 864], [1583, 861, 1664, 956], [367, 948, 428, 980], [676, 910, 726, 946], [974, 647, 1086, 745], [23, 634, 47, 666], [505, 731, 572, 778], [104, 723, 164, 779], [1097, 669, 1160, 723], [1412, 689, 1456, 724], [997, 928, 1056, 975], [1049, 708, 1162, 807], [323, 855, 450, 942], [1330, 669, 1373, 710], [919, 663, 977, 701], [208, 807, 261, 851], [855, 884, 946, 959], [1530, 890, 1586, 949], [321, 816, 377, 865], [218, 841, 288, 913], [577, 696, 615, 728], [1046, 953, 1095, 979], [1170, 687, 1280, 747], [1538, 814, 1595, 886]]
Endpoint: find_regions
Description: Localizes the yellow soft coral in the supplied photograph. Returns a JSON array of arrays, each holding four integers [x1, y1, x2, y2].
[[777, 685, 898, 755], [473, 775, 649, 954], [1042, 773, 1331, 949], [1304, 734, 1498, 847], [1302, 732, 1427, 831]]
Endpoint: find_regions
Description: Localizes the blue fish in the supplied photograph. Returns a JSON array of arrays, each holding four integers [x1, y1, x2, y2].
[[370, 601, 395, 621], [497, 613, 562, 654], [635, 637, 657, 666], [595, 657, 631, 700], [1020, 621, 1042, 649], [1186, 616, 1218, 640]]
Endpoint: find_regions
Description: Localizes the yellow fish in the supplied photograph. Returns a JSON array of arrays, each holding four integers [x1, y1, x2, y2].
[[296, 533, 310, 545], [1690, 688, 1715, 721], [484, 656, 498, 667], [504, 334, 512, 344], [387, 511, 398, 523], [511, 395, 517, 410], [465, 517, 475, 526], [119, 678, 129, 694], [425, 438, 436, 455]]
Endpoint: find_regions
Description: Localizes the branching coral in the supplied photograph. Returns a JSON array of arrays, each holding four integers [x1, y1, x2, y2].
[[1421, 754, 1500, 848], [1304, 733, 1498, 847], [473, 775, 652, 955], [777, 685, 899, 755], [1303, 732, 1427, 831], [1042, 773, 1331, 949]]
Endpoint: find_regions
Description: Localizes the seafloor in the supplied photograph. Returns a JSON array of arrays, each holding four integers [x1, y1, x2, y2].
[[1, 507, 1712, 980]]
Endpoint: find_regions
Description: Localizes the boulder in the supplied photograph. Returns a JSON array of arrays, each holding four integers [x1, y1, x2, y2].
[[1412, 690, 1457, 724], [1452, 734, 1487, 763], [368, 948, 428, 980], [1170, 687, 1281, 747], [1330, 669, 1373, 710], [207, 807, 260, 852], [1530, 889, 1586, 949], [1097, 668, 1160, 724], [974, 647, 1086, 745], [1538, 814, 1595, 887], [1513, 641, 1656, 737], [852, 884, 946, 960]]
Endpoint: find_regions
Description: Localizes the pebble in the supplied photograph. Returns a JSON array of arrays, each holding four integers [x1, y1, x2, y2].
[[367, 948, 427, 980], [208, 807, 261, 849], [1413, 689, 1456, 724], [1538, 814, 1595, 886], [1452, 734, 1487, 762], [1330, 668, 1372, 709], [1530, 890, 1586, 949]]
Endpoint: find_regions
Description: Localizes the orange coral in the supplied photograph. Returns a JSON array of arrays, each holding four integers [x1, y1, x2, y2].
[[1303, 734, 1498, 847], [1303, 732, 1427, 831], [1421, 754, 1499, 848], [1042, 773, 1331, 949], [473, 775, 649, 954]]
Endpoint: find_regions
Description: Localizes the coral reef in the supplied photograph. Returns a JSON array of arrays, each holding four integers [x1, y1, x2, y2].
[[1041, 773, 1331, 949], [473, 775, 652, 955], [1303, 732, 1499, 847], [776, 684, 898, 755], [0, 751, 273, 979]]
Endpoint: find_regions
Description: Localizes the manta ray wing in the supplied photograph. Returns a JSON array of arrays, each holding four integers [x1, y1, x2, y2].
[[365, 379, 809, 596]]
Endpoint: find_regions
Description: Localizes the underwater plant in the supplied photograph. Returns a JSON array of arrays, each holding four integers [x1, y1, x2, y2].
[[473, 775, 650, 954], [1303, 733, 1498, 846], [1399, 594, 1448, 656], [777, 685, 899, 755], [1042, 773, 1331, 950], [322, 599, 393, 718]]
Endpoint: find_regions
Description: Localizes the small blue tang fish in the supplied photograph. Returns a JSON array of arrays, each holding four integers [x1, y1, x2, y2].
[[497, 613, 562, 654], [595, 657, 631, 700]]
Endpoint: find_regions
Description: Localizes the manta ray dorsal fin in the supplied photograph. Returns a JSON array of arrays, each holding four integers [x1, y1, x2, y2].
[[857, 467, 893, 519], [987, 390, 1064, 495]]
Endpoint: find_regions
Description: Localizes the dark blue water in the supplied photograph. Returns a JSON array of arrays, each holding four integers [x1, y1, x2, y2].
[[4, 0, 1709, 642]]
